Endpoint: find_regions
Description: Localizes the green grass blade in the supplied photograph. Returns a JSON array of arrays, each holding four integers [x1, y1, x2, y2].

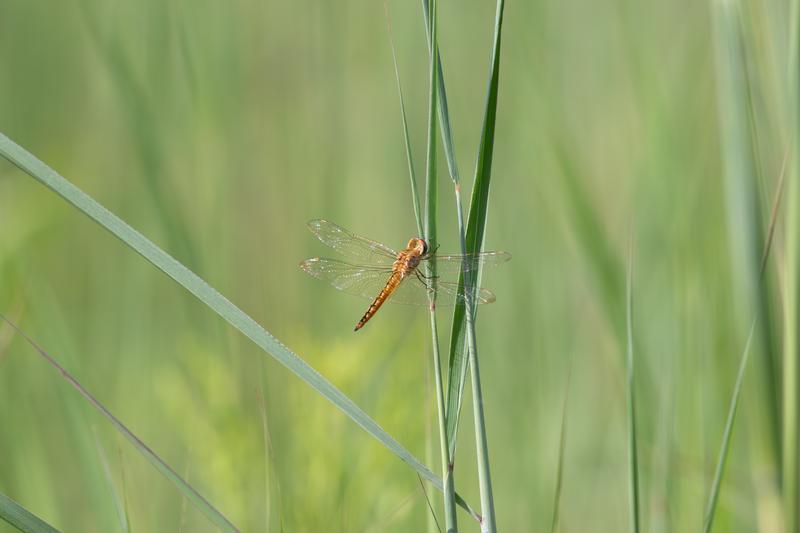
[[446, 0, 506, 530], [421, 0, 460, 184], [384, 1, 423, 238], [626, 240, 640, 533], [0, 132, 477, 518], [703, 115, 788, 533], [549, 362, 571, 533], [1, 315, 240, 533], [0, 491, 59, 533], [444, 0, 506, 463], [703, 320, 757, 533], [423, 0, 457, 529]]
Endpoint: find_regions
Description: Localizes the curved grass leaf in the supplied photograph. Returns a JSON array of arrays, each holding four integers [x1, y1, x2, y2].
[[0, 132, 478, 521], [1, 315, 239, 532], [444, 0, 506, 461], [0, 491, 59, 533]]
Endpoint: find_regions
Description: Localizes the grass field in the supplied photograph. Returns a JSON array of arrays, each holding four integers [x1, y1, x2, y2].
[[0, 0, 797, 531]]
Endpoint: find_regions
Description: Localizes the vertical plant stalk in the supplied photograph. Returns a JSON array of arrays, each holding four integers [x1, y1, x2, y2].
[[424, 0, 457, 530], [625, 239, 640, 533], [453, 185, 496, 533]]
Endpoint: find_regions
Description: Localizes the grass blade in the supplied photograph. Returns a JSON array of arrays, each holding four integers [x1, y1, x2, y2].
[[0, 132, 478, 520], [421, 0, 460, 184], [549, 362, 571, 533], [1, 315, 240, 533], [0, 491, 59, 533], [703, 320, 757, 533], [446, 0, 506, 529], [423, 0, 458, 529], [443, 0, 507, 460], [626, 239, 640, 533], [703, 110, 789, 533]]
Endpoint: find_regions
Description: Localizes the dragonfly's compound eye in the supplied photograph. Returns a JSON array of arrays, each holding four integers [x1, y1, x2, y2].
[[421, 240, 429, 255]]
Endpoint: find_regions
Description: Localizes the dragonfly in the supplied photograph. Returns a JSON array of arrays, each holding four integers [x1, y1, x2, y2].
[[299, 219, 511, 331]]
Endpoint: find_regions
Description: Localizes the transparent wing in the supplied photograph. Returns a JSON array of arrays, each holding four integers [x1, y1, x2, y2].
[[433, 281, 497, 306], [376, 274, 498, 307], [300, 258, 393, 300], [301, 259, 499, 307], [307, 219, 398, 266], [420, 250, 511, 274]]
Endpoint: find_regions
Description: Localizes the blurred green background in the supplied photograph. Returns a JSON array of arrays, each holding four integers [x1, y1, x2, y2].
[[0, 0, 792, 531]]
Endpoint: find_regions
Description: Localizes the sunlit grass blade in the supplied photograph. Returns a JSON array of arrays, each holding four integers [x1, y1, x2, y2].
[[1, 315, 240, 533], [626, 239, 640, 533], [0, 491, 59, 533], [549, 362, 571, 533], [0, 132, 477, 519]]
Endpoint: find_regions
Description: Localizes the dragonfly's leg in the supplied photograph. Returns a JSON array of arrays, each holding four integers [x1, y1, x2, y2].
[[415, 271, 434, 292], [416, 270, 440, 281]]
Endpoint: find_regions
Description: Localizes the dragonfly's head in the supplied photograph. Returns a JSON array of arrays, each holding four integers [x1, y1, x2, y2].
[[407, 237, 428, 256]]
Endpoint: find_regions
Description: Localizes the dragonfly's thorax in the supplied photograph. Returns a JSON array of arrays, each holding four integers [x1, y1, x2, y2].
[[394, 238, 427, 276]]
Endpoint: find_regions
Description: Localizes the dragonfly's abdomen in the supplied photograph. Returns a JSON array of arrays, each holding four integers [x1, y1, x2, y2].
[[354, 272, 404, 331]]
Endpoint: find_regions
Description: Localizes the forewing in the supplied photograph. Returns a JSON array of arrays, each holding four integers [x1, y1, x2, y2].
[[300, 258, 392, 301], [307, 219, 397, 265], [422, 250, 511, 274]]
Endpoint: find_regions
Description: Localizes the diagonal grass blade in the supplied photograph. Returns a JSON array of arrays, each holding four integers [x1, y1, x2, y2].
[[0, 491, 59, 533], [1, 315, 240, 532], [0, 132, 477, 520]]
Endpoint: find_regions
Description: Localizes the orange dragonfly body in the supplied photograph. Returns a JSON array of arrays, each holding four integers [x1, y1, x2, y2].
[[300, 219, 510, 331]]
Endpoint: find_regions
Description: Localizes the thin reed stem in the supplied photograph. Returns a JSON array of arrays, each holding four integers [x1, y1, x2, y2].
[[424, 0, 457, 529], [454, 184, 496, 533]]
